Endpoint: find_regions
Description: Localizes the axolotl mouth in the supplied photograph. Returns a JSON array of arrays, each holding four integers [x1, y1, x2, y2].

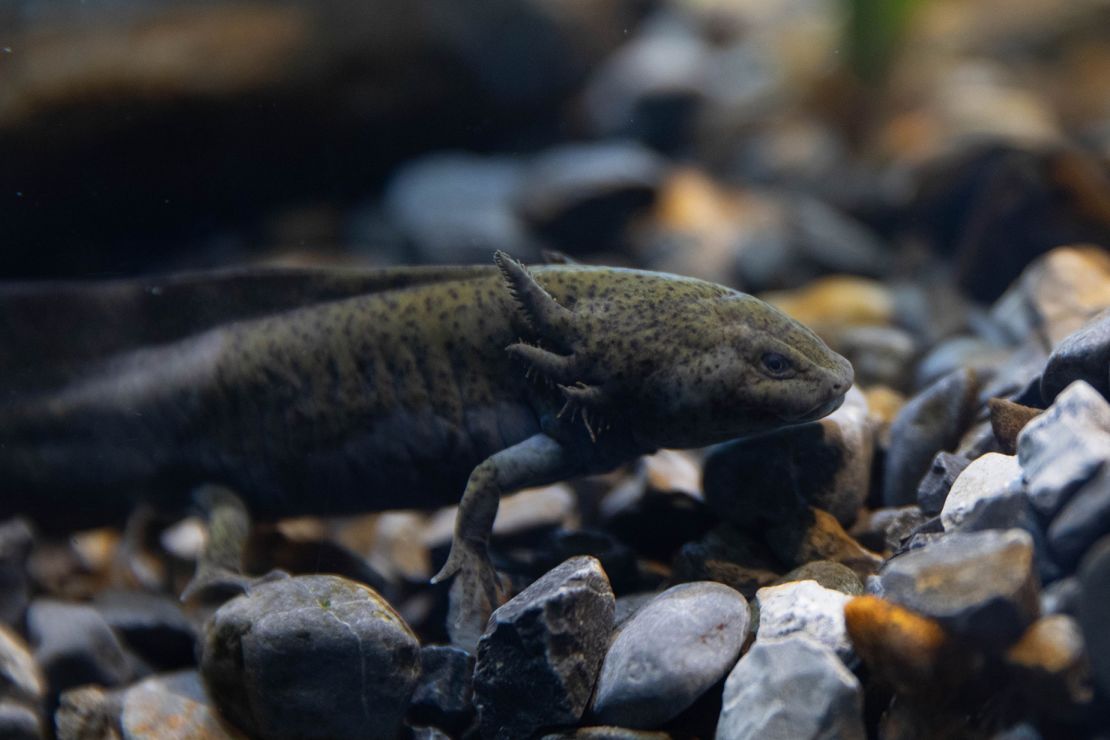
[[778, 392, 847, 424]]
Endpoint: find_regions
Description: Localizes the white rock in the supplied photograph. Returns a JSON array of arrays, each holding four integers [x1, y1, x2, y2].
[[755, 580, 852, 663], [941, 452, 1023, 531]]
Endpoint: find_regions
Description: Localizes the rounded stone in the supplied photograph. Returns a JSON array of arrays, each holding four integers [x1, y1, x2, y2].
[[879, 529, 1040, 650], [201, 574, 420, 740], [591, 582, 750, 728], [122, 671, 244, 739], [940, 452, 1023, 531]]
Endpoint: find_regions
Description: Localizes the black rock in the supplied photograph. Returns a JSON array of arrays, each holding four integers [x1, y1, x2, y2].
[[856, 506, 929, 554], [92, 591, 197, 672], [26, 600, 130, 696], [1041, 308, 1110, 403], [590, 582, 749, 728], [0, 702, 42, 740], [408, 646, 475, 736], [880, 529, 1040, 651], [1078, 536, 1110, 698], [883, 368, 980, 507], [0, 519, 33, 628], [516, 141, 666, 253], [474, 556, 615, 740], [774, 561, 864, 596], [201, 574, 421, 740], [704, 387, 874, 529], [917, 451, 971, 516]]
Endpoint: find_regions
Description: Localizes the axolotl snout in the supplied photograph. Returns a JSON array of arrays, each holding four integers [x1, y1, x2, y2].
[[0, 253, 852, 636]]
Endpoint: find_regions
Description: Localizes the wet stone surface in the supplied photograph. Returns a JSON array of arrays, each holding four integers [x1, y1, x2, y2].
[[590, 581, 749, 729], [201, 574, 420, 740], [473, 556, 615, 740]]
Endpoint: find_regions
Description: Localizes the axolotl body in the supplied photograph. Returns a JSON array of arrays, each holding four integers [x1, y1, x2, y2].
[[0, 253, 852, 630]]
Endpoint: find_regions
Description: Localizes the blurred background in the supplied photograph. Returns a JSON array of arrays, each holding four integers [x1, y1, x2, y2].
[[2, 0, 1110, 307]]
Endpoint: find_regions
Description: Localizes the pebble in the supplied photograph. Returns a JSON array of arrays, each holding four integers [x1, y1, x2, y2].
[[516, 141, 666, 253], [755, 580, 853, 663], [1078, 535, 1110, 697], [542, 727, 673, 740], [122, 670, 244, 739], [27, 599, 131, 696], [940, 452, 1023, 531], [1041, 307, 1110, 402], [765, 507, 883, 578], [383, 152, 535, 264], [473, 556, 614, 740], [883, 368, 981, 507], [1045, 466, 1110, 569], [0, 702, 42, 740], [854, 506, 929, 554], [703, 386, 874, 528], [826, 325, 917, 390], [917, 451, 971, 516], [671, 525, 781, 598], [0, 626, 44, 739], [879, 529, 1040, 650], [773, 561, 863, 596], [200, 574, 420, 740], [54, 685, 120, 740], [0, 519, 33, 628], [716, 636, 865, 740], [407, 645, 475, 736], [1004, 615, 1093, 712], [92, 591, 197, 672], [1017, 380, 1110, 518], [590, 582, 749, 729], [762, 275, 895, 328], [844, 596, 957, 697], [988, 398, 1042, 455]]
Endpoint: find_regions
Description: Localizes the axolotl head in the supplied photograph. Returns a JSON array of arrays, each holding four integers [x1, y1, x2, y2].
[[613, 287, 854, 449], [496, 254, 854, 450]]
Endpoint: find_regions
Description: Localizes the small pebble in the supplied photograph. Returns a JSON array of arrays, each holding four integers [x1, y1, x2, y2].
[[1004, 615, 1094, 713], [1041, 306, 1110, 402], [27, 599, 131, 696], [122, 670, 245, 739], [755, 580, 853, 663], [772, 560, 863, 596], [1078, 536, 1110, 697], [940, 452, 1023, 531], [591, 582, 749, 729], [407, 645, 475, 736], [917, 451, 971, 517], [716, 636, 865, 740]]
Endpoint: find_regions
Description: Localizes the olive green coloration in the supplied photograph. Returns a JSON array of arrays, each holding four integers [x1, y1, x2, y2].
[[0, 253, 851, 640]]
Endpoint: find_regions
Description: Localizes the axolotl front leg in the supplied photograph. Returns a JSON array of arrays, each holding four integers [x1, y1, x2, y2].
[[431, 432, 573, 644]]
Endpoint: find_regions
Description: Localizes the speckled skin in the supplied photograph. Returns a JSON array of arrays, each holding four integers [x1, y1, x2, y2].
[[1, 254, 851, 628]]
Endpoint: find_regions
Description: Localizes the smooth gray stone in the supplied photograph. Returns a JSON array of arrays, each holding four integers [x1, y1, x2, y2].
[[716, 636, 864, 740], [201, 574, 420, 740], [384, 152, 536, 264], [917, 451, 971, 517], [941, 453, 1022, 531], [407, 645, 475, 736], [92, 591, 197, 672], [0, 702, 42, 740], [880, 529, 1040, 650], [1078, 536, 1110, 697], [1041, 307, 1110, 403], [474, 556, 614, 740], [1047, 464, 1110, 569], [1018, 381, 1110, 518], [883, 368, 979, 507], [591, 582, 749, 729], [27, 600, 130, 695]]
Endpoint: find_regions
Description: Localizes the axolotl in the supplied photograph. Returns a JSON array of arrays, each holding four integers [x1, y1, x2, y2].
[[0, 253, 852, 633]]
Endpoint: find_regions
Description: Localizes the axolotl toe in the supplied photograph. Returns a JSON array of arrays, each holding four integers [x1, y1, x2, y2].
[[0, 252, 852, 640]]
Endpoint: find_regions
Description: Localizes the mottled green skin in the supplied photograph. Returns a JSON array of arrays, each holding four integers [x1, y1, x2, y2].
[[1, 259, 851, 536]]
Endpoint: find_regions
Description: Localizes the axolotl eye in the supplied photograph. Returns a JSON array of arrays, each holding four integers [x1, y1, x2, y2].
[[760, 352, 796, 379]]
